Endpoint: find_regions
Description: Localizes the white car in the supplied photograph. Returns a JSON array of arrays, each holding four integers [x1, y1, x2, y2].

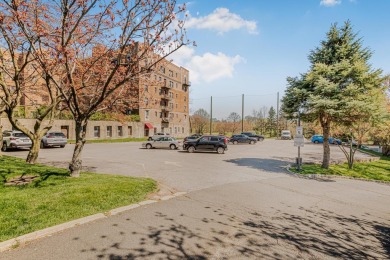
[[142, 136, 181, 150], [41, 131, 67, 148], [1, 130, 32, 151], [281, 130, 292, 140]]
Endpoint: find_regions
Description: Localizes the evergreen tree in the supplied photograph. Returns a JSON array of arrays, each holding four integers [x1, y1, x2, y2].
[[282, 21, 386, 169], [267, 106, 277, 136]]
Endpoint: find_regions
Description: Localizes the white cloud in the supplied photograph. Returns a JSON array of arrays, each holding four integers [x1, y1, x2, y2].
[[320, 0, 341, 6], [187, 52, 244, 83], [186, 8, 258, 35], [168, 46, 244, 83]]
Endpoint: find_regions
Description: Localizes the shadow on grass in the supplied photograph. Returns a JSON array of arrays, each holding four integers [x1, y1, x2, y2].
[[75, 205, 389, 259]]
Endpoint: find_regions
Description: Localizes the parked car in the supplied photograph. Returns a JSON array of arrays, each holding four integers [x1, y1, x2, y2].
[[230, 134, 257, 145], [281, 130, 292, 140], [1, 130, 32, 151], [148, 133, 170, 141], [241, 132, 264, 141], [142, 136, 182, 150], [183, 135, 228, 154], [41, 132, 67, 148], [311, 135, 342, 145], [183, 133, 203, 142]]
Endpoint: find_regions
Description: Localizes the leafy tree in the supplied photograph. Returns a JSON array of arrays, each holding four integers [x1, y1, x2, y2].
[[3, 0, 192, 176], [282, 21, 386, 169], [0, 11, 61, 164]]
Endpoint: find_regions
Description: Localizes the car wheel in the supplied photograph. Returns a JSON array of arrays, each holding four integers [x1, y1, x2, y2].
[[40, 141, 45, 149], [217, 147, 225, 154], [260, 137, 264, 141], [60, 145, 65, 148], [1, 143, 7, 152], [249, 140, 254, 145], [170, 144, 176, 150], [146, 143, 152, 149], [314, 140, 319, 144], [187, 146, 195, 153], [233, 140, 238, 145]]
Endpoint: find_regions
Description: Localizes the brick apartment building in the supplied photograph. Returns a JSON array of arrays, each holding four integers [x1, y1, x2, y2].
[[1, 47, 191, 139]]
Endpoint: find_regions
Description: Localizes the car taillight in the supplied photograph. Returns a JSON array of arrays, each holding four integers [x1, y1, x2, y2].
[[223, 138, 227, 144], [10, 137, 16, 141], [48, 135, 55, 138]]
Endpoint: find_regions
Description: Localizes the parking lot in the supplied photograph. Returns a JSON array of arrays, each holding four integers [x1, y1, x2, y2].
[[3, 139, 390, 259], [8, 139, 378, 195]]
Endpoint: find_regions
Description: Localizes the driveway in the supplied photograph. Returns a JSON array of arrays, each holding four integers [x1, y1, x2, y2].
[[2, 140, 389, 259]]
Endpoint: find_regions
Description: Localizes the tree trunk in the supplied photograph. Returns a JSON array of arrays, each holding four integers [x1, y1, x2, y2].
[[26, 137, 41, 164], [0, 124, 3, 156], [321, 121, 331, 169], [69, 119, 88, 177]]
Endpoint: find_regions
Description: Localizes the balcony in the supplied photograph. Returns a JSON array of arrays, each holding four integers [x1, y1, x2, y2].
[[161, 117, 171, 123], [161, 106, 172, 112], [160, 93, 172, 101], [182, 80, 191, 87]]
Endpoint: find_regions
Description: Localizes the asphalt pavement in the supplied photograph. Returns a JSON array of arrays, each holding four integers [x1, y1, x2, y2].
[[1, 140, 389, 259]]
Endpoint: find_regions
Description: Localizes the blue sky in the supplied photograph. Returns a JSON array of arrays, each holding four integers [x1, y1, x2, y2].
[[169, 0, 390, 119]]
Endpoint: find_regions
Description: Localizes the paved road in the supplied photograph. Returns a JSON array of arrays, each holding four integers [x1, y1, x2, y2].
[[2, 140, 389, 259]]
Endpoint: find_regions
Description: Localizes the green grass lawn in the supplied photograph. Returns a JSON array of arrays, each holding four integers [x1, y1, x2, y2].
[[291, 152, 390, 182], [0, 156, 156, 242]]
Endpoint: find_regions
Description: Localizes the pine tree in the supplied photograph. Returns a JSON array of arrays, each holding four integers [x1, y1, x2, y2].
[[282, 21, 386, 169]]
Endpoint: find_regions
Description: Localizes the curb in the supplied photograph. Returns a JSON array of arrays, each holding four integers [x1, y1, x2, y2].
[[0, 191, 187, 253], [285, 165, 390, 186]]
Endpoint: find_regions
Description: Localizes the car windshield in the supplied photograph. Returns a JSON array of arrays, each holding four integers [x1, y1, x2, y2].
[[14, 133, 28, 138]]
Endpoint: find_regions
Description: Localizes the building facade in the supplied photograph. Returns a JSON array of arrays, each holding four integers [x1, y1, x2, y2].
[[131, 60, 191, 138]]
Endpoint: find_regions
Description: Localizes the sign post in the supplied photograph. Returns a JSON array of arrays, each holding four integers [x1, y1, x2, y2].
[[294, 112, 303, 171]]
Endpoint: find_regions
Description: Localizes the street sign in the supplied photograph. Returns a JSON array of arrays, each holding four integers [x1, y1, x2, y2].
[[296, 126, 303, 136], [294, 136, 304, 147], [294, 126, 304, 147]]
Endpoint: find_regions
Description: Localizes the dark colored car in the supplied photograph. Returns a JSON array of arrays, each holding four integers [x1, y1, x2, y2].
[[183, 135, 228, 154], [230, 134, 257, 145], [183, 133, 203, 142], [241, 132, 264, 141]]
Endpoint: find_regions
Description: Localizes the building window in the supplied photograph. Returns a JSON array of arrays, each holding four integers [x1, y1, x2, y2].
[[144, 97, 149, 106], [155, 111, 157, 117], [154, 128, 157, 134], [169, 81, 174, 88], [175, 127, 177, 134], [176, 93, 178, 98], [94, 126, 100, 138], [184, 115, 187, 119], [128, 126, 132, 136], [184, 105, 187, 112], [118, 126, 123, 137], [169, 70, 173, 77], [107, 126, 112, 137], [145, 110, 149, 120], [154, 87, 157, 93], [144, 85, 148, 92], [182, 127, 184, 133], [176, 104, 178, 108], [184, 97, 186, 102]]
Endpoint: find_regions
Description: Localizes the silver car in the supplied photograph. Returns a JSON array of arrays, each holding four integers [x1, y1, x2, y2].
[[2, 130, 32, 151], [142, 136, 182, 150], [41, 132, 67, 148]]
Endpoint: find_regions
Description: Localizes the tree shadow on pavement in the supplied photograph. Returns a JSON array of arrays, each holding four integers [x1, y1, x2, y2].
[[224, 158, 290, 174], [77, 204, 389, 259]]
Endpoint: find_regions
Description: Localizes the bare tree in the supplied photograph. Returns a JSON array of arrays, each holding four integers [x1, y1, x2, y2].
[[227, 112, 241, 134]]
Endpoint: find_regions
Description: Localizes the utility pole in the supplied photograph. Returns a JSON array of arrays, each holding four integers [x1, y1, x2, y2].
[[241, 94, 244, 132], [210, 96, 213, 134], [276, 92, 279, 137]]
